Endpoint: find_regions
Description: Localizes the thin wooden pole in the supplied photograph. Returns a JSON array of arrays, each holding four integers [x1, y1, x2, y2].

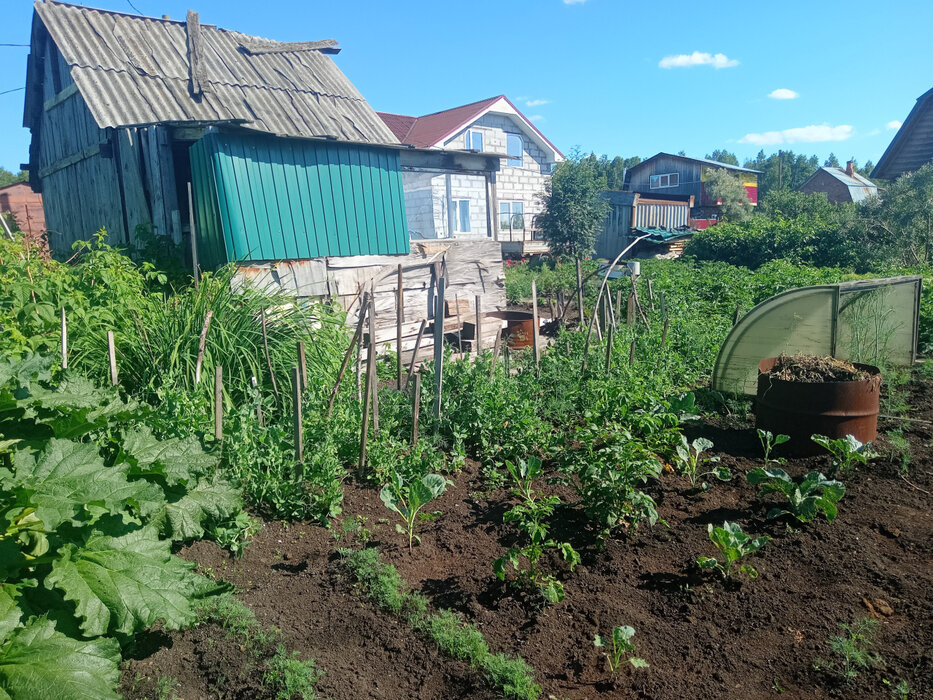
[[60, 307, 67, 370], [433, 276, 446, 421], [455, 294, 463, 354], [411, 372, 422, 446], [474, 294, 482, 354], [605, 323, 614, 373], [326, 292, 368, 419], [627, 292, 635, 326], [575, 258, 585, 325], [214, 365, 223, 441], [292, 367, 303, 466], [662, 316, 670, 349], [187, 182, 199, 290], [404, 319, 427, 391], [606, 287, 616, 329], [490, 328, 502, 379], [646, 278, 655, 310], [107, 331, 118, 386], [504, 345, 510, 375], [630, 275, 651, 330], [251, 376, 264, 427], [359, 327, 373, 471], [260, 308, 278, 398], [368, 300, 380, 434], [615, 289, 623, 327], [629, 339, 636, 365], [396, 264, 404, 390], [297, 341, 308, 393], [194, 309, 213, 384], [531, 279, 540, 373]]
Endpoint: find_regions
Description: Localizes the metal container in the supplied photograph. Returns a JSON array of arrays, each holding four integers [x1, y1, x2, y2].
[[755, 357, 881, 456], [463, 311, 536, 349]]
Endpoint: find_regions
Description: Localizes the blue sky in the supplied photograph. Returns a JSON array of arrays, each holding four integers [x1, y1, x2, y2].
[[1, 0, 929, 171]]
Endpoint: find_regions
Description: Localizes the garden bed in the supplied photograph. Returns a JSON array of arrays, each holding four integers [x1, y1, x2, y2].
[[125, 379, 933, 699]]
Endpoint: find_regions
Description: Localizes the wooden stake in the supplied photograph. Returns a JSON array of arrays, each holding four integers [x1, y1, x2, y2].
[[504, 345, 511, 375], [455, 294, 463, 354], [531, 279, 540, 373], [194, 309, 213, 384], [474, 294, 482, 354], [646, 278, 655, 309], [576, 258, 585, 325], [297, 341, 308, 393], [605, 323, 614, 373], [615, 289, 623, 328], [251, 376, 264, 427], [368, 300, 379, 434], [107, 331, 118, 386], [630, 276, 651, 330], [214, 365, 223, 441], [490, 328, 502, 379], [187, 182, 199, 290], [292, 367, 303, 466], [359, 327, 373, 471], [260, 308, 278, 397], [662, 316, 670, 349], [396, 264, 404, 389], [627, 292, 635, 326], [326, 292, 368, 419], [434, 277, 446, 421], [404, 319, 427, 391], [411, 372, 422, 446], [60, 307, 67, 370], [629, 339, 636, 365]]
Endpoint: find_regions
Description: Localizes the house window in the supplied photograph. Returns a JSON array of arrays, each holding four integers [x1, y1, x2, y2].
[[453, 200, 471, 233], [465, 129, 483, 151], [507, 133, 523, 168], [499, 201, 524, 232], [649, 172, 680, 189]]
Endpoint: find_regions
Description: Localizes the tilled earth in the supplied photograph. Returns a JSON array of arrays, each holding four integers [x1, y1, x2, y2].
[[121, 379, 933, 699]]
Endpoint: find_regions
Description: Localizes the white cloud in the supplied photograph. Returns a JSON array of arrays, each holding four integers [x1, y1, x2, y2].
[[529, 115, 545, 122], [887, 120, 902, 130], [768, 88, 798, 100], [525, 99, 549, 107], [739, 123, 853, 145], [658, 51, 739, 69], [563, 0, 587, 4]]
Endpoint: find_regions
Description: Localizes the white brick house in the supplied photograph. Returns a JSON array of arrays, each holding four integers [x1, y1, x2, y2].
[[379, 96, 564, 252]]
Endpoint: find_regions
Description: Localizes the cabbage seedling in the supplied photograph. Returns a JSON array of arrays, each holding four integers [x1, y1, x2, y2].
[[674, 436, 731, 490], [380, 473, 448, 550], [746, 468, 845, 523], [757, 429, 789, 464], [697, 521, 769, 579], [594, 625, 648, 672], [811, 434, 875, 477]]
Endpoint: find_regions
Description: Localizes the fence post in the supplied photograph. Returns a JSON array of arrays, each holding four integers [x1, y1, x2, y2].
[[531, 279, 540, 374], [107, 331, 118, 386], [474, 294, 482, 354], [214, 365, 223, 441], [397, 264, 404, 389], [629, 339, 636, 366], [411, 372, 422, 446], [297, 341, 308, 393], [368, 294, 379, 434], [627, 292, 635, 326], [433, 276, 446, 421], [575, 258, 584, 325], [359, 300, 374, 472], [662, 316, 670, 349], [292, 367, 303, 467], [60, 307, 67, 370], [490, 328, 502, 379], [195, 310, 213, 384]]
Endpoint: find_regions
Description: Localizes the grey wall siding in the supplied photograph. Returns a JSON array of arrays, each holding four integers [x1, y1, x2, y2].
[[626, 155, 703, 202]]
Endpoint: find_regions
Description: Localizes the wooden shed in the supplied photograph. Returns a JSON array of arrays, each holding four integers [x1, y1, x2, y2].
[[0, 182, 45, 235]]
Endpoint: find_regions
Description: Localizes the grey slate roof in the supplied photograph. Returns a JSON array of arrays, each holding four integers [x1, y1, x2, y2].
[[30, 1, 399, 145], [816, 167, 878, 203]]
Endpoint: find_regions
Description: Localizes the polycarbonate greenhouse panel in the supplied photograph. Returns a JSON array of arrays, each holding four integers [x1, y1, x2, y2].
[[712, 276, 921, 395], [190, 130, 409, 268]]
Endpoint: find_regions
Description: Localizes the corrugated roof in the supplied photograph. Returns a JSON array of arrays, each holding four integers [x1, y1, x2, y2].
[[632, 153, 762, 174], [873, 87, 933, 180], [30, 1, 399, 144], [820, 167, 878, 202]]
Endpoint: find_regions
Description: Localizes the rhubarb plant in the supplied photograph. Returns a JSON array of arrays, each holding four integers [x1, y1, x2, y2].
[[746, 467, 845, 523], [380, 473, 448, 551], [697, 521, 769, 579]]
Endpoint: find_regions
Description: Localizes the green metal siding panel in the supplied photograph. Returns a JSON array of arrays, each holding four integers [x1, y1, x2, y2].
[[189, 131, 409, 265]]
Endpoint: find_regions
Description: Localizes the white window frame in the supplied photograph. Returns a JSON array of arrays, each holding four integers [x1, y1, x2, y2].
[[650, 172, 680, 189], [465, 129, 484, 151], [506, 133, 523, 168], [499, 201, 525, 233], [453, 199, 471, 233]]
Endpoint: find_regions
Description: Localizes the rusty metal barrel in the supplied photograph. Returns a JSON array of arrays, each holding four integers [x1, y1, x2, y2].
[[755, 357, 882, 456]]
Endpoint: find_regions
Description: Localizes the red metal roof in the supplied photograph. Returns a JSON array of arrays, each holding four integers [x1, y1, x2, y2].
[[377, 96, 564, 158]]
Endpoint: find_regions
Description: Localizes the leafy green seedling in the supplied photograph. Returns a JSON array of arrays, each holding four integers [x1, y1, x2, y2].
[[594, 625, 648, 672], [697, 521, 769, 579], [811, 433, 875, 477], [746, 468, 845, 523], [674, 436, 731, 490], [380, 473, 448, 551], [757, 429, 790, 464], [504, 456, 543, 503]]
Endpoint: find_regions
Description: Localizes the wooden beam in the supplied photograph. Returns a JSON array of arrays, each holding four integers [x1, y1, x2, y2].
[[37, 143, 101, 179], [241, 39, 340, 55], [186, 10, 207, 97], [42, 83, 78, 112]]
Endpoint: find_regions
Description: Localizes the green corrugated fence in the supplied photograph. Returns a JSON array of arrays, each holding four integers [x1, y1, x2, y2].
[[190, 130, 409, 268]]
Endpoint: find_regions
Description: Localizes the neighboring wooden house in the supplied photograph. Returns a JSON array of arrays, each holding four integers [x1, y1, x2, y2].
[[0, 182, 45, 235], [595, 191, 693, 260], [625, 153, 760, 221], [797, 161, 879, 204], [23, 1, 505, 360], [378, 96, 564, 256], [873, 87, 933, 180]]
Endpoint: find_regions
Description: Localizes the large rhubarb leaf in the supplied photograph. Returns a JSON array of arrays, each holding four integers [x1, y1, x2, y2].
[[46, 522, 229, 637], [0, 617, 120, 700], [9, 441, 159, 529], [162, 475, 242, 541], [121, 426, 217, 484]]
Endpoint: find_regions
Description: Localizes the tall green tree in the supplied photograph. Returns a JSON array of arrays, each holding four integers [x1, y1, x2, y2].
[[704, 168, 752, 222], [538, 150, 609, 258], [0, 168, 28, 188], [705, 150, 739, 166], [824, 153, 840, 168]]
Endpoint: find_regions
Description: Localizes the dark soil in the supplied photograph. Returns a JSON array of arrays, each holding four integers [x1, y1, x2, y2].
[[767, 354, 871, 383], [120, 378, 933, 700]]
